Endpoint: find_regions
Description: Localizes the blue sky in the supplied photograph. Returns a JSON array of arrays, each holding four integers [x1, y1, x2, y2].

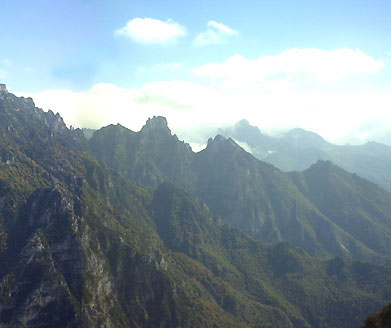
[[1, 0, 391, 146]]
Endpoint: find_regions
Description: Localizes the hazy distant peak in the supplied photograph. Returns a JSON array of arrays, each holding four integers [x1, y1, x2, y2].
[[234, 119, 263, 134], [235, 119, 250, 127], [283, 128, 329, 148], [285, 128, 325, 140], [362, 140, 391, 151]]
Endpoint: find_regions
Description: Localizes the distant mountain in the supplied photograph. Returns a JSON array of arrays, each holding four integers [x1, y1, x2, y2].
[[89, 119, 391, 265], [218, 120, 391, 191]]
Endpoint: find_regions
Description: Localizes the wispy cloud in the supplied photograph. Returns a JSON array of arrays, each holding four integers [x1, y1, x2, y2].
[[2, 58, 12, 66], [194, 21, 238, 47], [194, 48, 384, 86], [115, 18, 186, 45], [207, 21, 237, 35]]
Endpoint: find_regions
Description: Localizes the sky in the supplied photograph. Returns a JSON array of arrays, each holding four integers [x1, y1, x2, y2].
[[1, 0, 391, 148]]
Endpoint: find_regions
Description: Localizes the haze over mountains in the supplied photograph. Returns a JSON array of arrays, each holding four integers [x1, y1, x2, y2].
[[218, 119, 391, 192], [1, 89, 391, 327]]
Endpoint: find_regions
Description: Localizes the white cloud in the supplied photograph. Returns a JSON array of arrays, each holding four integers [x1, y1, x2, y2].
[[194, 20, 238, 47], [189, 142, 207, 152], [207, 21, 238, 35], [115, 18, 186, 44], [19, 48, 390, 147], [22, 80, 391, 147], [194, 48, 383, 85]]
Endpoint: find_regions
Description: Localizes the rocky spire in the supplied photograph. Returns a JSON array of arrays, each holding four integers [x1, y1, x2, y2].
[[140, 116, 171, 135], [0, 83, 8, 92]]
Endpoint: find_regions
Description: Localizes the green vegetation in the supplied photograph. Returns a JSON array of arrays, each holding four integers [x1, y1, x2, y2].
[[362, 303, 391, 328], [90, 121, 391, 264], [1, 92, 391, 327]]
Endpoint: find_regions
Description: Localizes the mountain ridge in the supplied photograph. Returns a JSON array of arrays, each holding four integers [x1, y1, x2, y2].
[[218, 119, 391, 191], [1, 91, 391, 327], [89, 120, 391, 264]]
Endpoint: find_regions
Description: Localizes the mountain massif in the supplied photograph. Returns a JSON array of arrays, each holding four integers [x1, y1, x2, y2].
[[218, 120, 391, 192], [1, 89, 391, 327], [89, 119, 391, 265]]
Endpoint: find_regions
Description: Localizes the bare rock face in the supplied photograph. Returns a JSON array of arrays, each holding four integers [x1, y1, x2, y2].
[[0, 188, 82, 327], [0, 84, 7, 92]]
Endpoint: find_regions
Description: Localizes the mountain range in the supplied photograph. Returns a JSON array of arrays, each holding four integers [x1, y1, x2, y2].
[[89, 118, 391, 265], [218, 119, 391, 192], [1, 89, 391, 327]]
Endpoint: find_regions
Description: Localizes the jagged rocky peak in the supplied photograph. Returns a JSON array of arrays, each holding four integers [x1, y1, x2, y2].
[[230, 119, 266, 143], [140, 116, 171, 135], [206, 134, 240, 150], [44, 110, 67, 131], [0, 83, 8, 92]]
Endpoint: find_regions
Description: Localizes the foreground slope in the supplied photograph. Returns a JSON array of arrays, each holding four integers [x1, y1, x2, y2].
[[362, 303, 391, 328], [90, 119, 391, 264], [1, 91, 391, 327]]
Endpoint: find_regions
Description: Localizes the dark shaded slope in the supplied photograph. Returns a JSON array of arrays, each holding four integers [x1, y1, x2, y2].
[[151, 183, 391, 328]]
